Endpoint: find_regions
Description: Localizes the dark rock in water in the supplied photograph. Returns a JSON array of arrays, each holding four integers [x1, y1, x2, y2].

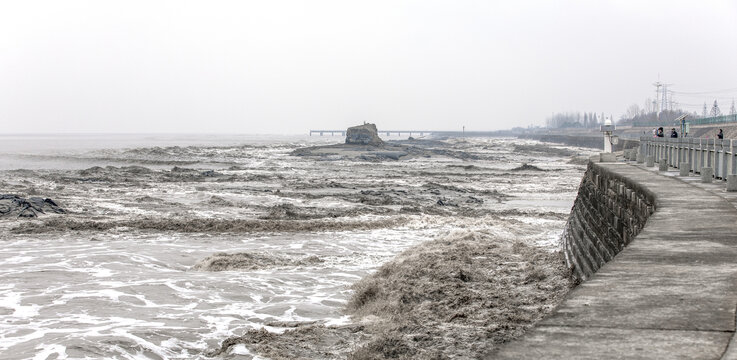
[[511, 163, 545, 171], [466, 196, 484, 204], [345, 123, 384, 146], [0, 194, 66, 218], [436, 198, 458, 207]]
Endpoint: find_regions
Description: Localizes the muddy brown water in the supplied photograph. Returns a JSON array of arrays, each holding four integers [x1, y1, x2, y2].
[[0, 135, 593, 359]]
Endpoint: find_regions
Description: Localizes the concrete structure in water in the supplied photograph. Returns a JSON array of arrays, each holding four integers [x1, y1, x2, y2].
[[344, 123, 384, 146], [494, 156, 737, 359]]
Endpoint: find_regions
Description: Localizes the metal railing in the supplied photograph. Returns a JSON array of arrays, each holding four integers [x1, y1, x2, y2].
[[640, 136, 737, 179], [633, 114, 737, 128]]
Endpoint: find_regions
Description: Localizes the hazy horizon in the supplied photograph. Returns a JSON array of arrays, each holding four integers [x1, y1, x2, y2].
[[2, 0, 736, 134]]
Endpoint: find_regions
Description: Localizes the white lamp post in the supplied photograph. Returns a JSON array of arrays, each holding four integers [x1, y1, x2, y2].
[[601, 117, 616, 153]]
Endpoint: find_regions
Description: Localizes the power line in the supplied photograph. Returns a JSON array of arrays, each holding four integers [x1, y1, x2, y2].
[[671, 87, 737, 95], [668, 93, 736, 100]]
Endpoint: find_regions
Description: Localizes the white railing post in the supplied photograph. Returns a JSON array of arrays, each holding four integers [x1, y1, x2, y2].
[[731, 139, 737, 176], [697, 138, 704, 173], [715, 140, 722, 179], [721, 140, 729, 179], [689, 138, 694, 172]]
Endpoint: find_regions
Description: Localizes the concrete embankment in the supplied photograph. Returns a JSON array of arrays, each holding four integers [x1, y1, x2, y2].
[[494, 161, 737, 359], [562, 163, 656, 281]]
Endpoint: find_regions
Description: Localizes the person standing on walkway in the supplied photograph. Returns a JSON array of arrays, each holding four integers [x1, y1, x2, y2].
[[670, 128, 678, 138], [657, 127, 664, 137], [718, 129, 724, 139]]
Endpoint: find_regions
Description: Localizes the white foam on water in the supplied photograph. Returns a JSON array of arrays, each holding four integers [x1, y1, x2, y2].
[[0, 136, 594, 359], [32, 344, 67, 360], [0, 291, 41, 318], [0, 255, 36, 266]]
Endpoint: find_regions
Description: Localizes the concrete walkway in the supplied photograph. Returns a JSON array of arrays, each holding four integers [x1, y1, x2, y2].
[[493, 162, 737, 359]]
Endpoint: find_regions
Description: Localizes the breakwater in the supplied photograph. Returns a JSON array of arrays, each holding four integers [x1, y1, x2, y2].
[[562, 162, 655, 281]]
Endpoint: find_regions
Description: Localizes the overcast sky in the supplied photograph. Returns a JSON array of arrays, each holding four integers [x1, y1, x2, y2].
[[1, 0, 736, 134]]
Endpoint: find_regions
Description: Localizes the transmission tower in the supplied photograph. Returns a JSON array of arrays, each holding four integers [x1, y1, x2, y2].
[[653, 81, 663, 115], [731, 98, 736, 115], [703, 102, 708, 118], [711, 100, 722, 117], [661, 85, 669, 114]]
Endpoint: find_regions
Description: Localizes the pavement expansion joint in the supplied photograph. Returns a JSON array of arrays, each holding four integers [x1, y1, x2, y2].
[[538, 324, 736, 334]]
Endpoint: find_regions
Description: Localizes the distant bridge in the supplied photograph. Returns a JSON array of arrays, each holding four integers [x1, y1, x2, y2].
[[309, 129, 435, 137], [309, 129, 505, 137]]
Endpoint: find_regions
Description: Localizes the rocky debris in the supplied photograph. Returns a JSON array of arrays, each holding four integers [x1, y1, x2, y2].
[[346, 123, 384, 146], [0, 194, 66, 218], [192, 252, 324, 271]]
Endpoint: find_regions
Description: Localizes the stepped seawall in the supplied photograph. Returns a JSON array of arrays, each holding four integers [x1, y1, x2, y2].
[[562, 162, 655, 281]]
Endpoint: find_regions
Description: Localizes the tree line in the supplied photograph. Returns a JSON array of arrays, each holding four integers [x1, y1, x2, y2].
[[545, 112, 609, 129]]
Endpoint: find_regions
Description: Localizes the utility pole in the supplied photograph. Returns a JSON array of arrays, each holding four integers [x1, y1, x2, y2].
[[653, 80, 663, 118], [661, 84, 668, 114]]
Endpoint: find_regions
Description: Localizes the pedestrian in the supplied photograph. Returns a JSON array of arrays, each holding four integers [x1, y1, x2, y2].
[[718, 129, 724, 139], [656, 127, 664, 137], [652, 128, 657, 137], [670, 128, 678, 138]]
